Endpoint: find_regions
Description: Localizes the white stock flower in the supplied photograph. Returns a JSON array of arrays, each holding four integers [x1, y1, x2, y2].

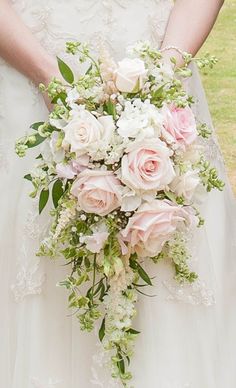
[[117, 99, 163, 140], [41, 132, 65, 164], [66, 88, 80, 107]]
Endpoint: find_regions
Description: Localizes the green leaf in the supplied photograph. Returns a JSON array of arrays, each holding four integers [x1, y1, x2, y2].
[[99, 283, 106, 301], [130, 257, 152, 286], [152, 84, 165, 100], [57, 57, 74, 84], [39, 189, 49, 214], [117, 353, 125, 374], [52, 179, 64, 208], [85, 64, 93, 75], [104, 100, 117, 120], [24, 174, 32, 181], [126, 328, 140, 335], [51, 92, 67, 105], [30, 121, 45, 130], [26, 133, 46, 148], [164, 190, 177, 203], [99, 318, 105, 342], [137, 263, 153, 286]]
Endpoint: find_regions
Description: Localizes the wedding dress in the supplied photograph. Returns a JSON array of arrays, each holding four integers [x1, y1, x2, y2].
[[1, 1, 236, 387]]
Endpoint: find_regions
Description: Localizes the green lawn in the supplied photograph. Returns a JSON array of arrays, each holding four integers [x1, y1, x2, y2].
[[200, 0, 236, 194]]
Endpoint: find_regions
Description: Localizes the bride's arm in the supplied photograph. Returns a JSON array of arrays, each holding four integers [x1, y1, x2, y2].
[[161, 0, 225, 65], [0, 0, 59, 85]]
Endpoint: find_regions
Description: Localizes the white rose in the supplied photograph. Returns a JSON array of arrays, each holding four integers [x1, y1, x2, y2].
[[169, 169, 200, 202], [115, 58, 147, 93], [62, 109, 114, 156]]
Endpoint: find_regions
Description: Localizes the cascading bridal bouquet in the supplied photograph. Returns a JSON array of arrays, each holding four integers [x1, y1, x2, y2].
[[16, 41, 224, 386]]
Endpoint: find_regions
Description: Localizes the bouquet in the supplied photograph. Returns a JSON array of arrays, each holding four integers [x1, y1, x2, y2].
[[16, 41, 224, 386]]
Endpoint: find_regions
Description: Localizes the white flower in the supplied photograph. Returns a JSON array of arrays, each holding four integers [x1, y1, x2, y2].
[[62, 107, 115, 158], [117, 99, 163, 140], [169, 169, 201, 202], [66, 88, 80, 107], [150, 62, 174, 84], [41, 132, 65, 164], [120, 187, 142, 212], [80, 221, 109, 253], [115, 58, 147, 93]]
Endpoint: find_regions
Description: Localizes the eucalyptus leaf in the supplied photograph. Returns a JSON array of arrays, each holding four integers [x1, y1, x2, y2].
[[57, 57, 74, 84]]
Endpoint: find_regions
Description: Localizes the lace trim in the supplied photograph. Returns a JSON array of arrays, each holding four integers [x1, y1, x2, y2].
[[163, 279, 216, 306], [91, 341, 122, 388], [30, 377, 62, 388], [11, 203, 46, 302]]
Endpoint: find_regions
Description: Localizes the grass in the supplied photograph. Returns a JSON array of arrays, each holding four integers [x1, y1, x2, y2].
[[199, 0, 236, 194]]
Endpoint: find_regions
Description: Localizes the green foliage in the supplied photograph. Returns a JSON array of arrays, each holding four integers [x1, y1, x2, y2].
[[197, 123, 213, 139], [52, 179, 64, 208], [130, 255, 153, 286], [39, 189, 49, 214], [167, 236, 198, 284], [198, 157, 225, 192], [57, 57, 74, 84]]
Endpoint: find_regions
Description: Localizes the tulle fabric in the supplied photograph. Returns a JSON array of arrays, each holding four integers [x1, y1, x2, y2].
[[0, 1, 236, 387]]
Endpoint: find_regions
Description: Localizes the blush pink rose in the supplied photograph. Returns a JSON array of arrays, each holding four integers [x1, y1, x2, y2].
[[121, 140, 175, 192], [71, 169, 122, 216], [120, 200, 189, 257], [162, 104, 197, 148]]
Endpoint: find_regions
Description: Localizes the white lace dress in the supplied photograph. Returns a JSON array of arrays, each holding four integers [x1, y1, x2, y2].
[[1, 1, 236, 387]]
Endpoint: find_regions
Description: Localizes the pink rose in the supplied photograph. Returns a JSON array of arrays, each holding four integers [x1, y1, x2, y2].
[[120, 200, 189, 257], [121, 140, 175, 192], [71, 169, 122, 216], [162, 104, 197, 148]]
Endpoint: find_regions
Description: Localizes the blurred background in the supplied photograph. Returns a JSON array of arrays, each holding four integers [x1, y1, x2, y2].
[[200, 0, 236, 194]]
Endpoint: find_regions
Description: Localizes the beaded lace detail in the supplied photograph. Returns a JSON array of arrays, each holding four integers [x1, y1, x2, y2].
[[163, 279, 216, 306], [11, 0, 173, 59], [30, 377, 62, 388], [11, 202, 46, 302]]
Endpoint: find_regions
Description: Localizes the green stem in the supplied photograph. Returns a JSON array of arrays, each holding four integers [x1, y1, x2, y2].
[[91, 254, 97, 304]]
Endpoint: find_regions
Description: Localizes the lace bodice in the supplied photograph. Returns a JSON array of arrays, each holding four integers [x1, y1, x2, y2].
[[11, 0, 173, 59]]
